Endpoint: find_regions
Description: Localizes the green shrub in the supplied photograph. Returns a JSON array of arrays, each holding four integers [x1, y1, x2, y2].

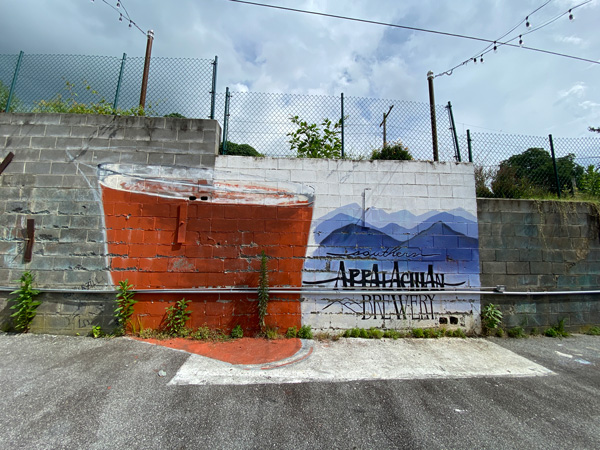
[[530, 327, 539, 336], [231, 324, 243, 339], [368, 328, 383, 339], [383, 329, 403, 339], [164, 112, 186, 118], [286, 326, 298, 338], [507, 326, 526, 338], [452, 328, 466, 338], [222, 142, 263, 157], [495, 328, 505, 337], [265, 326, 280, 340], [585, 326, 600, 336], [411, 328, 425, 338], [579, 165, 600, 197], [297, 324, 313, 339], [545, 319, 569, 338], [371, 140, 412, 161], [33, 81, 155, 116]]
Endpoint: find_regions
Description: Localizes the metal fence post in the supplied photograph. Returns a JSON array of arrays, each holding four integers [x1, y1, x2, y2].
[[467, 129, 473, 163], [113, 53, 127, 112], [222, 87, 230, 154], [447, 101, 461, 162], [139, 30, 154, 109], [5, 51, 24, 113], [210, 56, 218, 120], [427, 71, 439, 161], [341, 92, 345, 159], [548, 134, 561, 198]]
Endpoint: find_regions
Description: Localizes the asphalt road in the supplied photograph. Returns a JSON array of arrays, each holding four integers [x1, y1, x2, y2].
[[0, 333, 598, 449]]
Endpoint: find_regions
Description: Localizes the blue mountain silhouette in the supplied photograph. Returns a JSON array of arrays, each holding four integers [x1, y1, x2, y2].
[[315, 220, 478, 261]]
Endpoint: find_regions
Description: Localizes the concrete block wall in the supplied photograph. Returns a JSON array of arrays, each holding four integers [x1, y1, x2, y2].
[[0, 113, 220, 333], [477, 198, 600, 331]]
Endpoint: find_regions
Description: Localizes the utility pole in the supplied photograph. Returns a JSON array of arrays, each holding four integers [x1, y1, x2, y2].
[[379, 105, 394, 148], [427, 71, 439, 161], [139, 29, 154, 109]]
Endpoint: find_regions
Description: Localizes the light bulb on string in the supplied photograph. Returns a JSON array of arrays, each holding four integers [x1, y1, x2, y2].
[[119, 13, 122, 21], [117, 1, 120, 7], [493, 41, 497, 53], [129, 20, 132, 28], [473, 57, 477, 65], [480, 56, 484, 63], [569, 9, 574, 20], [525, 16, 530, 28], [519, 35, 523, 46]]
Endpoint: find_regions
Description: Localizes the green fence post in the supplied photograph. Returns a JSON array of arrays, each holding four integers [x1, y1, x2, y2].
[[549, 134, 561, 199], [447, 101, 461, 162], [467, 129, 473, 163], [222, 87, 230, 154], [210, 56, 218, 120], [113, 53, 127, 112], [341, 92, 345, 159], [5, 51, 24, 113]]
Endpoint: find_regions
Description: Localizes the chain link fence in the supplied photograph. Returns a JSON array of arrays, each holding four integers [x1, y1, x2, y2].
[[0, 52, 216, 118], [465, 131, 600, 198], [217, 90, 457, 160]]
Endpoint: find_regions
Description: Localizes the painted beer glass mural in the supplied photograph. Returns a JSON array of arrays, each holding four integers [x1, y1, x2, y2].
[[302, 203, 480, 330], [99, 164, 314, 332]]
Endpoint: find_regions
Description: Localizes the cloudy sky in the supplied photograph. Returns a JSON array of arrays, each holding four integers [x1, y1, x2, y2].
[[1, 0, 599, 138]]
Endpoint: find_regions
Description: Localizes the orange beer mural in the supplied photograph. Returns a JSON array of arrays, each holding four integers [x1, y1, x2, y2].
[[99, 164, 314, 333]]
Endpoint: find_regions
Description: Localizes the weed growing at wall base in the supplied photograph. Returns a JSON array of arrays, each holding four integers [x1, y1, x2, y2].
[[545, 319, 570, 338], [482, 303, 503, 333], [258, 251, 269, 331], [164, 299, 192, 337], [9, 271, 41, 333], [114, 279, 136, 335]]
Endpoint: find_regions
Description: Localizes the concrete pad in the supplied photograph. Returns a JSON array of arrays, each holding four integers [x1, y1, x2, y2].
[[169, 337, 553, 386]]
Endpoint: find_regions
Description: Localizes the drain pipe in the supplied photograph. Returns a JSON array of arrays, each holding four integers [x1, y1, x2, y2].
[[1, 286, 599, 296]]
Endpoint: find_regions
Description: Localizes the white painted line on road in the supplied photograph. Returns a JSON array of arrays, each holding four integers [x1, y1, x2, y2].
[[168, 338, 554, 386]]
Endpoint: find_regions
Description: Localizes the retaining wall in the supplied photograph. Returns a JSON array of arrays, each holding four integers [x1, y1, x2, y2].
[[477, 198, 600, 331], [2, 113, 599, 335]]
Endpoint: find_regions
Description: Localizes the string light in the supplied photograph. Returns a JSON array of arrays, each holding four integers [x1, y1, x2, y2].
[[525, 16, 531, 28], [480, 56, 484, 63], [436, 0, 595, 77], [91, 0, 147, 35]]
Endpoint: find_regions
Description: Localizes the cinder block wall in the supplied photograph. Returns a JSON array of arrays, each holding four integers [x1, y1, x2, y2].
[[0, 113, 220, 333], [477, 198, 600, 331]]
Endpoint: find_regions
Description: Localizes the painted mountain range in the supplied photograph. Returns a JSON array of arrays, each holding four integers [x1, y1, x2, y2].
[[310, 204, 479, 263]]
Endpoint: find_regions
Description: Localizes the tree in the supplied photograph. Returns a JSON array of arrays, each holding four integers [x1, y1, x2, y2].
[[590, 127, 600, 133], [287, 115, 342, 159], [0, 80, 23, 112], [491, 147, 583, 198]]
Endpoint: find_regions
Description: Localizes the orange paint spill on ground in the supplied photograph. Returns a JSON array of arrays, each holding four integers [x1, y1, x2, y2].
[[133, 337, 302, 365]]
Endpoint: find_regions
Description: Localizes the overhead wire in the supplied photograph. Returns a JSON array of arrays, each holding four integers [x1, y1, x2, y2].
[[466, 0, 553, 61], [226, 0, 599, 71], [94, 0, 147, 36], [437, 0, 595, 77]]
